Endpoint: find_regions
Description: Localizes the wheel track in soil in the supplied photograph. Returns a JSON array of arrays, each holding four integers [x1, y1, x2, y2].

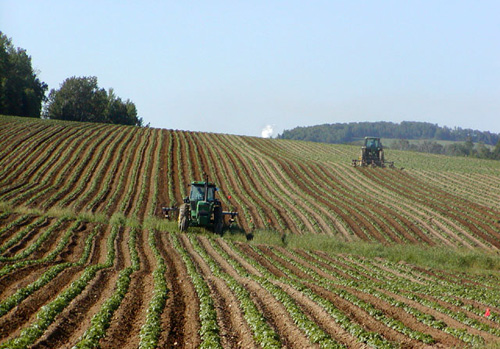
[[196, 236, 313, 348], [157, 232, 200, 348], [31, 225, 125, 348]]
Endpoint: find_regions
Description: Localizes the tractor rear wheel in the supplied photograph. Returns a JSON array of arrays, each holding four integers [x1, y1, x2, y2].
[[213, 206, 223, 235], [178, 203, 189, 232]]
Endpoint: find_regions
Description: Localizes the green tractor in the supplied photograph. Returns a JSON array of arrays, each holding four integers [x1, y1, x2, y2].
[[162, 176, 237, 235], [352, 137, 395, 168]]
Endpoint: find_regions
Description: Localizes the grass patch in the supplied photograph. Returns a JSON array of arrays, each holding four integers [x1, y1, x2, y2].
[[225, 230, 500, 274]]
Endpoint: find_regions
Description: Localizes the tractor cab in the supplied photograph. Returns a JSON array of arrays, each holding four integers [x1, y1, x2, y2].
[[364, 137, 381, 150], [189, 182, 216, 202]]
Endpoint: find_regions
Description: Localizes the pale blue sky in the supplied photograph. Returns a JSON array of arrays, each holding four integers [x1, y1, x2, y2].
[[2, 1, 499, 137]]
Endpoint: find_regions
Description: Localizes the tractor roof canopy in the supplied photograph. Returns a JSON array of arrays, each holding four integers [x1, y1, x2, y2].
[[364, 137, 382, 149]]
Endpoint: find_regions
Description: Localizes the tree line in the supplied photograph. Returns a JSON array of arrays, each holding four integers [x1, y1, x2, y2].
[[391, 139, 500, 160], [278, 121, 500, 160], [0, 32, 142, 126], [278, 121, 499, 146]]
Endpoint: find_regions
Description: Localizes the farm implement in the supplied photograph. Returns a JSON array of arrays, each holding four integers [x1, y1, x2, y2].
[[352, 137, 395, 168], [162, 175, 238, 235]]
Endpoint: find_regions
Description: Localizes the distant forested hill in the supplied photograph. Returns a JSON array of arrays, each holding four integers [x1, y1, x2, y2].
[[278, 121, 500, 146]]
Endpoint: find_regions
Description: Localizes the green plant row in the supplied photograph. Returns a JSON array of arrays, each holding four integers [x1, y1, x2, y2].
[[222, 239, 390, 348], [0, 214, 32, 238], [103, 132, 141, 215], [0, 124, 66, 184], [74, 227, 140, 348], [0, 223, 98, 318], [0, 216, 48, 255], [188, 235, 282, 348], [18, 125, 110, 208], [0, 224, 118, 349], [170, 233, 222, 348], [195, 132, 254, 230], [273, 247, 435, 344], [217, 134, 289, 231], [305, 251, 486, 346], [138, 229, 169, 348], [0, 217, 68, 261], [351, 255, 500, 328], [0, 124, 89, 200], [40, 125, 117, 210], [64, 126, 129, 212]]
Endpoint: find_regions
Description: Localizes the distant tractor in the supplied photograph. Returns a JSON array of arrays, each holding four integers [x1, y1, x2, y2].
[[352, 137, 395, 168], [162, 176, 237, 235]]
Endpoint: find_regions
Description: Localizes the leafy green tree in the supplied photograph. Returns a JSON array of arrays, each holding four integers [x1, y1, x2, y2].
[[106, 88, 143, 126], [44, 76, 142, 126], [44, 76, 108, 123], [0, 32, 48, 117]]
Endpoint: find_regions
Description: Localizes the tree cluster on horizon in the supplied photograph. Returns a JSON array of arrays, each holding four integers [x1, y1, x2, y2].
[[0, 32, 142, 126], [278, 121, 499, 146]]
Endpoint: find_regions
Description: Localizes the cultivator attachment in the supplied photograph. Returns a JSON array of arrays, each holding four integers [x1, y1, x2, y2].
[[222, 210, 238, 224], [352, 159, 395, 168], [161, 206, 178, 219]]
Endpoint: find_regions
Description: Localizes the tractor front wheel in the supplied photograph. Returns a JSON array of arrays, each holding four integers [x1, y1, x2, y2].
[[178, 204, 189, 232]]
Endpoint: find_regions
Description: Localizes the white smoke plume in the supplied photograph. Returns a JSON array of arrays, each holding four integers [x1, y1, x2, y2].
[[261, 125, 274, 138]]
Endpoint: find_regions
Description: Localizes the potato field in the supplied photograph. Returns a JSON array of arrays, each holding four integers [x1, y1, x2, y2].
[[1, 115, 500, 348]]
